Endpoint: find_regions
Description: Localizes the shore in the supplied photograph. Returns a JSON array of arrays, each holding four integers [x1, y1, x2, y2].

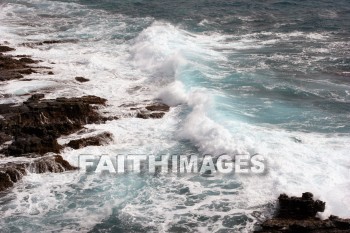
[[0, 42, 170, 192]]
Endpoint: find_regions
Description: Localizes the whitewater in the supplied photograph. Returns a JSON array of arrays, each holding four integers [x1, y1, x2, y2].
[[0, 0, 349, 232]]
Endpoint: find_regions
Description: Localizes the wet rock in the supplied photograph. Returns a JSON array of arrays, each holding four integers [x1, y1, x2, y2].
[[0, 164, 26, 192], [0, 94, 107, 156], [17, 68, 37, 75], [136, 111, 165, 119], [0, 54, 37, 70], [21, 39, 78, 48], [19, 57, 38, 64], [67, 132, 113, 149], [145, 103, 170, 112], [179, 187, 190, 195], [75, 76, 89, 82], [0, 70, 23, 81], [7, 135, 61, 155], [0, 155, 77, 192], [28, 93, 45, 101], [255, 193, 350, 233], [101, 116, 120, 121], [55, 95, 107, 105], [0, 132, 12, 144], [29, 155, 77, 173], [278, 192, 325, 219], [0, 45, 15, 53], [0, 50, 40, 81], [135, 102, 170, 119]]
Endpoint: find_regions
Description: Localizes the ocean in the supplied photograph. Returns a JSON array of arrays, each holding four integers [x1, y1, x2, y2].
[[0, 0, 349, 232]]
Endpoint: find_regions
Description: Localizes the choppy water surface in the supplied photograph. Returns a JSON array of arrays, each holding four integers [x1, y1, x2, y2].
[[0, 0, 349, 232]]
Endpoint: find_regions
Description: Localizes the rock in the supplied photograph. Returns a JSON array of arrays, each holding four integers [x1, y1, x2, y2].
[[28, 93, 45, 101], [7, 135, 61, 155], [135, 102, 170, 119], [136, 112, 165, 119], [330, 216, 350, 230], [0, 45, 15, 53], [21, 39, 78, 48], [255, 193, 350, 233], [55, 95, 107, 105], [0, 50, 40, 81], [19, 57, 38, 64], [0, 132, 12, 144], [17, 68, 37, 75], [0, 164, 26, 192], [0, 94, 107, 156], [178, 187, 190, 195], [29, 155, 77, 173], [67, 132, 113, 149], [145, 103, 170, 112], [0, 70, 23, 81], [0, 155, 77, 192], [278, 192, 325, 219], [75, 76, 89, 82], [48, 71, 54, 75]]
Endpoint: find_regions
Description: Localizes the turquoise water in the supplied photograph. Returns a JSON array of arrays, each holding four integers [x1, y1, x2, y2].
[[0, 0, 349, 232]]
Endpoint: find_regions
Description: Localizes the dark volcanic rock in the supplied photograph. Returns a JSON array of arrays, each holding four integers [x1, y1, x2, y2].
[[0, 45, 15, 53], [0, 94, 107, 156], [0, 70, 23, 81], [7, 135, 61, 155], [145, 103, 170, 112], [67, 132, 113, 149], [0, 164, 25, 192], [29, 154, 77, 173], [135, 102, 170, 119], [75, 76, 89, 82], [136, 111, 165, 119], [19, 57, 38, 64], [255, 193, 350, 233], [0, 132, 12, 144], [28, 93, 45, 101], [278, 192, 325, 219], [0, 48, 40, 81], [0, 155, 77, 192]]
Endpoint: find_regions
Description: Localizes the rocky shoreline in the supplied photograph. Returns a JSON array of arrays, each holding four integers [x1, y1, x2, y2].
[[1, 43, 349, 232], [255, 193, 350, 233], [0, 42, 170, 192]]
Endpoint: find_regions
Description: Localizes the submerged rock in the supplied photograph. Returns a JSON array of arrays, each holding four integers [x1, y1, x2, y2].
[[255, 192, 350, 233]]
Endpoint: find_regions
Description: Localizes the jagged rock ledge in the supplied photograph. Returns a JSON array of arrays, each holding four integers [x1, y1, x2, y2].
[[255, 192, 350, 233], [0, 94, 108, 156], [136, 103, 170, 119], [66, 132, 113, 149], [0, 43, 171, 192], [0, 155, 77, 192]]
